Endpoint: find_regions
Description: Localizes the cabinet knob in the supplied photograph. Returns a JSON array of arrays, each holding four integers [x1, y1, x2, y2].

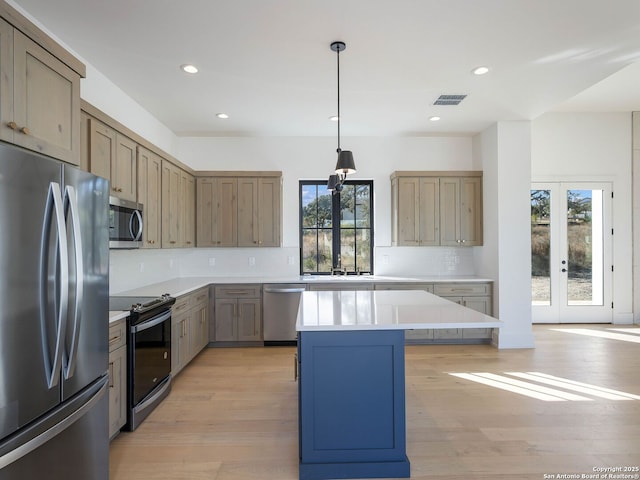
[[20, 126, 30, 135], [7, 121, 17, 130]]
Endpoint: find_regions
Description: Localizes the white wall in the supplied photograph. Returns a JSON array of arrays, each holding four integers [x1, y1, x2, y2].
[[531, 112, 633, 324]]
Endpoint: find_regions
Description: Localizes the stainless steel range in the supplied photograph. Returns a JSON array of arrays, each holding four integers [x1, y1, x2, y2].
[[109, 294, 175, 431]]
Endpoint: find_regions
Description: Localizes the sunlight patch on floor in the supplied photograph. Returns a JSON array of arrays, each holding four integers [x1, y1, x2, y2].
[[550, 328, 640, 343], [449, 371, 640, 402]]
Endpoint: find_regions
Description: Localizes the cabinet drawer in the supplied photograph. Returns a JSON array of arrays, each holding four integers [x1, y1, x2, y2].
[[374, 283, 434, 293], [108, 319, 126, 352], [433, 328, 461, 339], [215, 285, 261, 299], [192, 287, 209, 305], [433, 283, 490, 296], [172, 295, 191, 314]]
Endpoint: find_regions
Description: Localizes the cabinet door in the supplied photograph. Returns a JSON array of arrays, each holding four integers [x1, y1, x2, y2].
[[108, 345, 126, 438], [258, 177, 281, 247], [439, 177, 461, 246], [161, 160, 180, 247], [12, 31, 80, 165], [87, 117, 115, 181], [113, 134, 137, 202], [214, 299, 237, 341], [171, 313, 191, 375], [196, 177, 215, 247], [395, 177, 420, 245], [461, 296, 491, 315], [237, 298, 261, 341], [237, 177, 259, 247], [181, 170, 195, 247], [196, 177, 238, 247], [418, 177, 440, 245], [137, 147, 162, 248], [0, 18, 14, 144], [189, 301, 209, 356], [459, 176, 483, 246]]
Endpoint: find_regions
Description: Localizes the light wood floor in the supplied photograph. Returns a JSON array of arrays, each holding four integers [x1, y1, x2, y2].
[[110, 325, 640, 479]]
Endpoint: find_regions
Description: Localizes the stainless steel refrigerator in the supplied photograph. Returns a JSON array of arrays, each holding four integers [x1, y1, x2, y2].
[[0, 142, 109, 479]]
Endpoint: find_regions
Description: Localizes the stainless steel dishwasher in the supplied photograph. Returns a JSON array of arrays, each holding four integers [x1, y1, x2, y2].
[[263, 284, 307, 345]]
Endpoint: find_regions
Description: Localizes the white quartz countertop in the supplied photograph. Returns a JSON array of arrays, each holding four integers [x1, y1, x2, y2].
[[111, 274, 493, 298], [109, 310, 129, 324], [296, 290, 503, 332]]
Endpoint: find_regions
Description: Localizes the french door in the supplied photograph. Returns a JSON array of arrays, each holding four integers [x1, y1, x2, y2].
[[531, 182, 612, 323]]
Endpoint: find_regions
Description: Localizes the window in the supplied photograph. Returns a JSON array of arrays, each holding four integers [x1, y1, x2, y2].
[[300, 180, 373, 275]]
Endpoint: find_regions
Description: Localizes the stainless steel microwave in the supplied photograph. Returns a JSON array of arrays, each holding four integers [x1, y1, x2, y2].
[[109, 196, 143, 249]]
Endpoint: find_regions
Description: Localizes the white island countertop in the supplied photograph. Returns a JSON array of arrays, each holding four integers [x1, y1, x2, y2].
[[296, 290, 503, 332]]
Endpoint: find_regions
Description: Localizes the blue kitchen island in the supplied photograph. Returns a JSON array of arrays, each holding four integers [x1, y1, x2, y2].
[[296, 289, 502, 480]]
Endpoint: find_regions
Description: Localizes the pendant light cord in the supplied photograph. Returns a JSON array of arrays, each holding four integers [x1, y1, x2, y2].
[[336, 45, 341, 154]]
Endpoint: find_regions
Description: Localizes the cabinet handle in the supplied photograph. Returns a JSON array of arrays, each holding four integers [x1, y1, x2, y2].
[[7, 121, 17, 130], [109, 335, 121, 346], [170, 241, 176, 244], [186, 241, 192, 245], [20, 126, 30, 135], [108, 361, 114, 388]]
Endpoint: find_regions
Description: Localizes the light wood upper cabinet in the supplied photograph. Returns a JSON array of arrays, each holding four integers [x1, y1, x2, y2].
[[391, 171, 482, 247], [113, 134, 137, 202], [439, 176, 483, 246], [0, 23, 81, 165], [181, 169, 195, 247], [84, 116, 137, 202], [87, 117, 114, 181], [161, 160, 181, 248], [137, 146, 162, 248], [196, 173, 281, 248], [392, 176, 439, 246], [161, 160, 194, 248], [196, 177, 238, 247]]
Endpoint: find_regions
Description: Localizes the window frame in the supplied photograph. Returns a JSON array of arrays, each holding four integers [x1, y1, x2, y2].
[[299, 179, 374, 275]]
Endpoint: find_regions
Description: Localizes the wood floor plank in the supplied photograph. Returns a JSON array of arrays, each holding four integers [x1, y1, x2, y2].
[[110, 325, 640, 479]]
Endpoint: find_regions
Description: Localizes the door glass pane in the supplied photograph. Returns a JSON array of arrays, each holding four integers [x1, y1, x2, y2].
[[531, 190, 551, 305], [567, 189, 602, 306]]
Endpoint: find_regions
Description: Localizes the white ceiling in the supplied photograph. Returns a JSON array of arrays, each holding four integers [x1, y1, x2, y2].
[[12, 0, 640, 137]]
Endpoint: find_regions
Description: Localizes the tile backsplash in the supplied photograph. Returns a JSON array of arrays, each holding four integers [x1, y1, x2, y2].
[[109, 246, 476, 293]]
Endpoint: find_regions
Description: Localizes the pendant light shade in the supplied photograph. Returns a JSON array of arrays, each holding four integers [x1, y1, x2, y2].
[[335, 150, 355, 175], [327, 174, 340, 192]]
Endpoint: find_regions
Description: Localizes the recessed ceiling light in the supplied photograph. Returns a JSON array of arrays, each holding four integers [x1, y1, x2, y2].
[[329, 116, 340, 122], [472, 66, 490, 75], [429, 116, 441, 122], [180, 64, 198, 74], [216, 113, 229, 119]]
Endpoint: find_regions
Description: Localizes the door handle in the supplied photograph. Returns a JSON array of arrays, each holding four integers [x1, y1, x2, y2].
[[39, 182, 69, 390], [63, 185, 83, 380]]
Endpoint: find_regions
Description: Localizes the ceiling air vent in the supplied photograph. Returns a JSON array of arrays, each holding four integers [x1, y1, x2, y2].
[[433, 94, 467, 106]]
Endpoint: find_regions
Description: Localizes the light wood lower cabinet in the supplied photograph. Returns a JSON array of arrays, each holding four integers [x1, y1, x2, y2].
[[108, 319, 127, 439], [171, 287, 210, 376], [213, 285, 262, 342], [373, 281, 493, 343]]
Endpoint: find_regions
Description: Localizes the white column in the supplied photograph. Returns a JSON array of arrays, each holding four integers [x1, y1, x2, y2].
[[474, 121, 535, 348]]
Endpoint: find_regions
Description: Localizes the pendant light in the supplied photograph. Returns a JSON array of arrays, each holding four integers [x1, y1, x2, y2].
[[327, 41, 356, 193]]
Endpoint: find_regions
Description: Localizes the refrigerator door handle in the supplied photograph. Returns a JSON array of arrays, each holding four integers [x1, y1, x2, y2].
[[39, 182, 69, 390], [63, 185, 83, 380], [0, 376, 108, 470]]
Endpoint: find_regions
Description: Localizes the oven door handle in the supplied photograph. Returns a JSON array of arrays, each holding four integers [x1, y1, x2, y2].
[[131, 310, 171, 333]]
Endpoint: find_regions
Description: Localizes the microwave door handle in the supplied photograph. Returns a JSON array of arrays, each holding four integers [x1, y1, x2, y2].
[[130, 209, 143, 241], [39, 182, 69, 389], [63, 185, 83, 380]]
